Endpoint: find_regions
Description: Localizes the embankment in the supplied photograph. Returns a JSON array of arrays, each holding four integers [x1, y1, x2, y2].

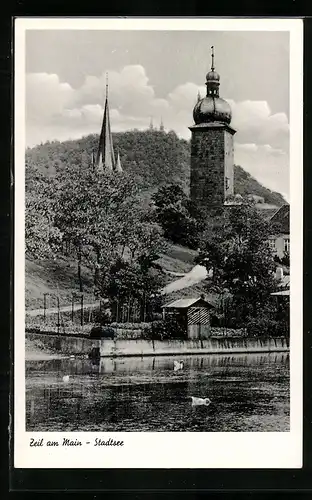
[[25, 332, 289, 358]]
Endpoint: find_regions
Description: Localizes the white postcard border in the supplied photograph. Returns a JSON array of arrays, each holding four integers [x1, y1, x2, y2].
[[14, 17, 303, 469]]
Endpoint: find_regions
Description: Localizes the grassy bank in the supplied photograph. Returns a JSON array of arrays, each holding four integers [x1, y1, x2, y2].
[[26, 244, 202, 310], [26, 255, 96, 310]]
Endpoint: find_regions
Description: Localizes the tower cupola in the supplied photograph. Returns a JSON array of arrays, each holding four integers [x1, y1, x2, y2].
[[193, 46, 232, 126]]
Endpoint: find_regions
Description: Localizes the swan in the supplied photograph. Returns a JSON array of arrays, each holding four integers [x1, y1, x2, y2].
[[191, 396, 211, 406], [173, 360, 184, 371]]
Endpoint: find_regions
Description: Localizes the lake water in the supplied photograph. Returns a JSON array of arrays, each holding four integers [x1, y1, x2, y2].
[[26, 352, 290, 432]]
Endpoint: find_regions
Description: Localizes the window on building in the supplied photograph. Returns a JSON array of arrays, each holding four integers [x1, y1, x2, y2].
[[284, 238, 290, 252]]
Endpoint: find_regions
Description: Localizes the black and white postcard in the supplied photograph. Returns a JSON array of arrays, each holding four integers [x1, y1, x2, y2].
[[14, 18, 303, 468]]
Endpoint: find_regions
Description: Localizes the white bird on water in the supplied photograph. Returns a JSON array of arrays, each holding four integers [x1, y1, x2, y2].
[[62, 375, 70, 383], [173, 360, 184, 371], [191, 396, 211, 407]]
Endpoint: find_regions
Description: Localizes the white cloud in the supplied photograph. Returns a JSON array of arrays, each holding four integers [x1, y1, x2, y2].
[[25, 65, 289, 197], [235, 143, 289, 200], [227, 99, 289, 151], [26, 73, 75, 123]]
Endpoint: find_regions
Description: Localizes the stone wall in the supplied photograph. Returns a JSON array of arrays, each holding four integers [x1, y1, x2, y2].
[[26, 332, 289, 358], [100, 336, 289, 357], [26, 331, 100, 355]]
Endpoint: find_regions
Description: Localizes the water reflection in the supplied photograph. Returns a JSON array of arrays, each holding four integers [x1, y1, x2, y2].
[[26, 352, 289, 432]]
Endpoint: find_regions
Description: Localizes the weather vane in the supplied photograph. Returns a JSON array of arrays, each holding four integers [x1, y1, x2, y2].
[[211, 46, 215, 71]]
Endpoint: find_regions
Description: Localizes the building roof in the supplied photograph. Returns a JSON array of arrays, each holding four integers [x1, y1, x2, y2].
[[278, 275, 290, 289], [270, 204, 290, 233], [162, 297, 215, 309], [259, 207, 280, 220], [271, 290, 290, 296]]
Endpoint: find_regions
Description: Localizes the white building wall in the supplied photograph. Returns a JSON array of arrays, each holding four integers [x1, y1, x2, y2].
[[268, 234, 290, 259]]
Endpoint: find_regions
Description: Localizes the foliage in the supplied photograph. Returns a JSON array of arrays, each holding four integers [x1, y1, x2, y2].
[[197, 199, 279, 328], [26, 148, 167, 297], [143, 317, 187, 340], [101, 258, 165, 304], [152, 183, 202, 248], [25, 164, 62, 259], [25, 128, 287, 319], [26, 130, 287, 206], [245, 299, 289, 337], [274, 251, 290, 267]]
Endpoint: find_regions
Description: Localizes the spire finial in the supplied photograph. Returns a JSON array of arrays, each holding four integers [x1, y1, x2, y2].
[[211, 46, 215, 71], [106, 72, 109, 99]]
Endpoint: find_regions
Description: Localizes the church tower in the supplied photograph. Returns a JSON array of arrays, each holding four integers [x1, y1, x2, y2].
[[95, 74, 116, 172], [189, 47, 236, 213]]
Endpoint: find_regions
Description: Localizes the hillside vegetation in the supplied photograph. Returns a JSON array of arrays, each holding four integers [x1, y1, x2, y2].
[[25, 244, 198, 309], [26, 129, 286, 206], [25, 129, 286, 319]]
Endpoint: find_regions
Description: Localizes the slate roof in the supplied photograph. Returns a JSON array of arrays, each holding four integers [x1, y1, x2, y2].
[[271, 290, 290, 296], [162, 297, 215, 309], [270, 204, 290, 234]]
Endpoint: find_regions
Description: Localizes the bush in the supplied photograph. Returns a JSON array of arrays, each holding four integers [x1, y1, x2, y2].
[[111, 322, 150, 330], [92, 308, 113, 325], [245, 301, 289, 337], [143, 317, 187, 340], [90, 324, 115, 339]]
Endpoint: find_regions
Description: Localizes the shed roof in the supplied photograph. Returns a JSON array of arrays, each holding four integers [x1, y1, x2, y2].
[[271, 290, 290, 296], [162, 297, 214, 309]]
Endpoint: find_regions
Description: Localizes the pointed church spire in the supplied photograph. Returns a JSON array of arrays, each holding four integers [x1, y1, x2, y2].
[[115, 150, 123, 173], [197, 90, 201, 102], [149, 116, 154, 130], [96, 73, 116, 172]]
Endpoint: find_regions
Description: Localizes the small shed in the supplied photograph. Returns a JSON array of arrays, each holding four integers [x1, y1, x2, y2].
[[162, 296, 215, 339]]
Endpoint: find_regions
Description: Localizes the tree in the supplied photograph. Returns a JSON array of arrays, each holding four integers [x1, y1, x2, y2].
[[25, 164, 62, 259], [51, 159, 167, 299], [52, 162, 142, 292], [197, 199, 278, 328], [152, 183, 202, 248]]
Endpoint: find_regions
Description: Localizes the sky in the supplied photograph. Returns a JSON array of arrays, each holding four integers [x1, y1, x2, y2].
[[25, 29, 290, 199]]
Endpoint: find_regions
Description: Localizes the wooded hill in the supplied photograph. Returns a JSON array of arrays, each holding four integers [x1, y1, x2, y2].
[[26, 129, 286, 206]]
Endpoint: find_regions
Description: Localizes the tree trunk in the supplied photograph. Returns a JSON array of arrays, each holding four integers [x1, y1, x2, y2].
[[77, 244, 83, 293], [94, 245, 101, 291]]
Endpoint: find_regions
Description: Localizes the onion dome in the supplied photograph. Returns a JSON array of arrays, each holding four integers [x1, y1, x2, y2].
[[193, 46, 232, 125], [193, 97, 232, 125]]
